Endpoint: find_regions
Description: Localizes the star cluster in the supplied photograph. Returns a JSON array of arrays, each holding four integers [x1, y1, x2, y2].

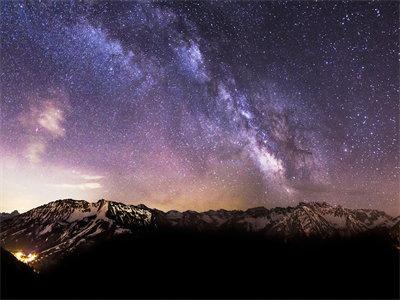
[[0, 1, 398, 214]]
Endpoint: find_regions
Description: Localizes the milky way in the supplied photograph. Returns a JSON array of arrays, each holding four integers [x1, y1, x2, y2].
[[0, 1, 398, 214]]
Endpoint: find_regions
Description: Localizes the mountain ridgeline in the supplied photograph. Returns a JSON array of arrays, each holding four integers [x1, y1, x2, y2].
[[0, 199, 399, 299]]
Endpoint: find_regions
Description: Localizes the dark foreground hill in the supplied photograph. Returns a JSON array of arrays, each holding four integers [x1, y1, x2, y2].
[[2, 230, 399, 299], [0, 247, 39, 298]]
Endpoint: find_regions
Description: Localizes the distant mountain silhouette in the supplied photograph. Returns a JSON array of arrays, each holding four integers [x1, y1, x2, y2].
[[0, 210, 19, 222]]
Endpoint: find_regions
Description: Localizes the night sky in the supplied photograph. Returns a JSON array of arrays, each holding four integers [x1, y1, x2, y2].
[[0, 1, 398, 214]]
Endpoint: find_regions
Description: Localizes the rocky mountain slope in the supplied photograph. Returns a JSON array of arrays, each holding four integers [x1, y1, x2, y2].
[[0, 199, 398, 269]]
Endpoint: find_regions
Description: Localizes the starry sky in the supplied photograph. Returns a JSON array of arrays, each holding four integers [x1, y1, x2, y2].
[[0, 1, 398, 214]]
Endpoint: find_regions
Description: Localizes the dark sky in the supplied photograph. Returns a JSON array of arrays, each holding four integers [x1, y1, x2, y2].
[[0, 1, 398, 214]]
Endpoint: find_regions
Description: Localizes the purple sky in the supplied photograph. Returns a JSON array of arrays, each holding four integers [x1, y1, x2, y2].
[[0, 1, 398, 214]]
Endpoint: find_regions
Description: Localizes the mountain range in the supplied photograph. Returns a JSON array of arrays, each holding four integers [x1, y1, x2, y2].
[[0, 199, 398, 271]]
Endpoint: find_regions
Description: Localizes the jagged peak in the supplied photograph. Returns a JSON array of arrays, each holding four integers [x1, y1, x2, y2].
[[135, 204, 150, 210], [245, 206, 269, 213], [41, 198, 88, 207], [297, 201, 331, 209], [96, 198, 109, 204]]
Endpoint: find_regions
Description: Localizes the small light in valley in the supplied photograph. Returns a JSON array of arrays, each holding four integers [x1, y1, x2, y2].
[[12, 251, 38, 264]]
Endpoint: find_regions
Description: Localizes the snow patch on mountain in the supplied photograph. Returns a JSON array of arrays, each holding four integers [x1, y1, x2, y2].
[[38, 224, 53, 235]]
